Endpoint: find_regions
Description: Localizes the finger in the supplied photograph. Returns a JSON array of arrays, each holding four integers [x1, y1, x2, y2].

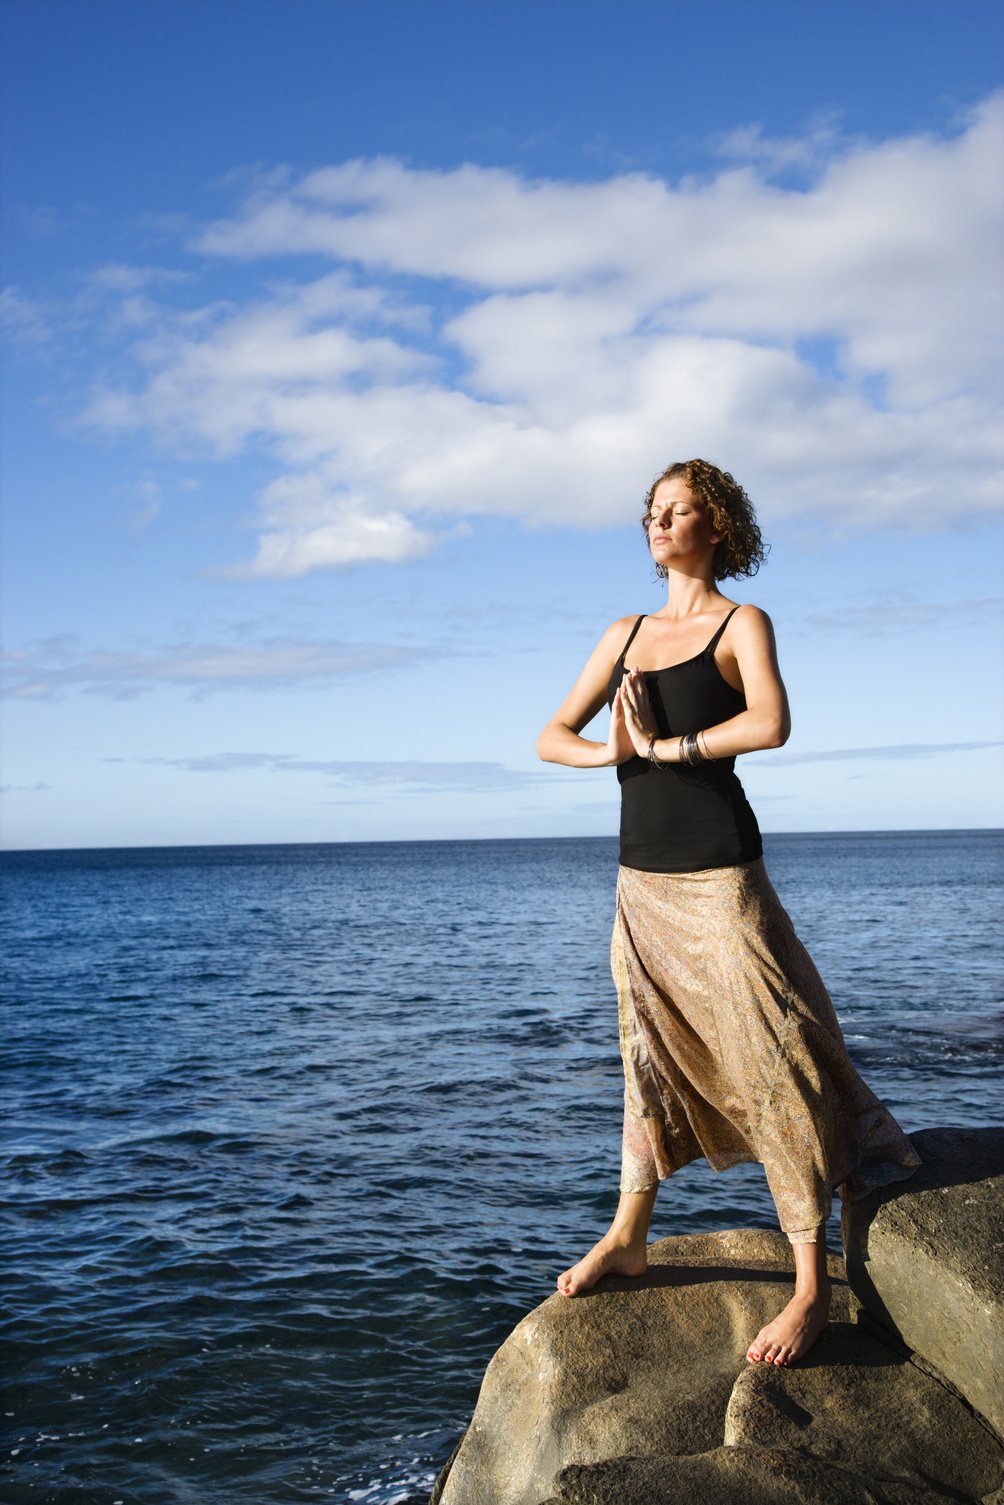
[[621, 675, 641, 706], [633, 681, 655, 722]]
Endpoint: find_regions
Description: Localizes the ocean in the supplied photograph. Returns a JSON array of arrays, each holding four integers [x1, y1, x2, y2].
[[2, 831, 1002, 1503]]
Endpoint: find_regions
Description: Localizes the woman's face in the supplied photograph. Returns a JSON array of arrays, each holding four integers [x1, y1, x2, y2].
[[646, 478, 721, 566]]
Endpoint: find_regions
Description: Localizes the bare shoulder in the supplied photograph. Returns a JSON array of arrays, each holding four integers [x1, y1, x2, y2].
[[728, 602, 776, 635], [611, 610, 645, 634], [596, 612, 644, 653], [727, 603, 781, 660]]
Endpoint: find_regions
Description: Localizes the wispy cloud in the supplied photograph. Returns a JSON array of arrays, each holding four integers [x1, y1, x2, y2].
[[712, 111, 847, 177], [122, 478, 162, 536], [102, 742, 1001, 787], [87, 263, 190, 293], [18, 95, 1004, 574], [755, 740, 1003, 766], [0, 285, 53, 345], [797, 593, 1004, 635], [112, 751, 582, 793], [1, 633, 438, 701]]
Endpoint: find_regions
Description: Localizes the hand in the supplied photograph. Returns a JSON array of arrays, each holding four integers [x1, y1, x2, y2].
[[620, 668, 662, 759], [603, 685, 638, 766]]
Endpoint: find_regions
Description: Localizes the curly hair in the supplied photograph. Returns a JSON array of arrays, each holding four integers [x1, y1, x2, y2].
[[641, 458, 768, 581]]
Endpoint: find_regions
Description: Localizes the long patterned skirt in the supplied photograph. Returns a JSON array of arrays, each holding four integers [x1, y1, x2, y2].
[[611, 856, 922, 1243]]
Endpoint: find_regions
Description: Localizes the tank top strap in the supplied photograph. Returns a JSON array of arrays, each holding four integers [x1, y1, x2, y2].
[[703, 605, 740, 656], [617, 614, 647, 661]]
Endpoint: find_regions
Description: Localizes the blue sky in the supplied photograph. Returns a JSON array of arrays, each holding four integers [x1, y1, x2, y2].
[[2, 0, 1002, 849]]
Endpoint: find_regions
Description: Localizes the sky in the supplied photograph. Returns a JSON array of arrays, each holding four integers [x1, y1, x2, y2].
[[2, 0, 1002, 850]]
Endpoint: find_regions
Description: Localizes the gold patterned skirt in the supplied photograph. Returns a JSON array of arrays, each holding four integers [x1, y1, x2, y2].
[[611, 856, 922, 1243]]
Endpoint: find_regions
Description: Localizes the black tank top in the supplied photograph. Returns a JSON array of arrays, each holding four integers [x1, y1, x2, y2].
[[606, 607, 763, 873]]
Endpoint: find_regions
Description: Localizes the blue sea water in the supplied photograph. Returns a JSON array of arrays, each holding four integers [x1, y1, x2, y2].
[[2, 830, 1002, 1504]]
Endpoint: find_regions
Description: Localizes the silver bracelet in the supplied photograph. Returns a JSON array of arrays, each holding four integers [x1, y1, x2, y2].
[[647, 734, 671, 768], [681, 731, 711, 765]]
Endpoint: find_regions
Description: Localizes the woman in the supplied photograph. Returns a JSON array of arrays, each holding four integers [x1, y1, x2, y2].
[[535, 458, 921, 1367]]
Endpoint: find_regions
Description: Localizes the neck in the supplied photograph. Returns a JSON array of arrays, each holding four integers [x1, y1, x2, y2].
[[659, 564, 721, 618]]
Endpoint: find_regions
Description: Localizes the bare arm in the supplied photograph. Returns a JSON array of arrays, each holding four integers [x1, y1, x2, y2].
[[535, 617, 637, 768], [621, 605, 790, 763]]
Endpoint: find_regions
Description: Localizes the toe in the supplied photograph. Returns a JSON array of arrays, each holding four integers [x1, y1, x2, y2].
[[748, 1330, 767, 1360]]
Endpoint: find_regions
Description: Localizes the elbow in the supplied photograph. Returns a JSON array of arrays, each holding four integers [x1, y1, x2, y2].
[[758, 711, 790, 750], [769, 713, 792, 749], [537, 719, 573, 763]]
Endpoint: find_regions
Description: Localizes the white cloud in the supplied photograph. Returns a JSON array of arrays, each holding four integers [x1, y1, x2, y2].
[[83, 277, 431, 456], [222, 481, 437, 576], [64, 94, 1004, 572]]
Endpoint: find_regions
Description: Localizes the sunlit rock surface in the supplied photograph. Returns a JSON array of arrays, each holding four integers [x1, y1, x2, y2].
[[433, 1136, 1004, 1505]]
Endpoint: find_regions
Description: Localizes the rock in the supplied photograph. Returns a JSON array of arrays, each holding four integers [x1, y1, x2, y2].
[[432, 1222, 1004, 1505], [841, 1125, 1004, 1440], [434, 1230, 847, 1505], [724, 1323, 1002, 1502], [541, 1444, 956, 1504]]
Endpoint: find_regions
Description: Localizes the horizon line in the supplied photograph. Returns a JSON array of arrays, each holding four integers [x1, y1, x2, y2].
[[2, 826, 1002, 856]]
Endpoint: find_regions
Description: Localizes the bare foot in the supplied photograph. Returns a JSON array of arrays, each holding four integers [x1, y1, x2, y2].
[[556, 1232, 648, 1296], [746, 1285, 831, 1365]]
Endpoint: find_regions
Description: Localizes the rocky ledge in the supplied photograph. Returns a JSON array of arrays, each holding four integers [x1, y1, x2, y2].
[[431, 1125, 1004, 1505]]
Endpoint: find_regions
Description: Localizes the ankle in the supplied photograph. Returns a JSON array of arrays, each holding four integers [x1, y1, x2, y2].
[[609, 1223, 647, 1248], [794, 1277, 831, 1302]]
